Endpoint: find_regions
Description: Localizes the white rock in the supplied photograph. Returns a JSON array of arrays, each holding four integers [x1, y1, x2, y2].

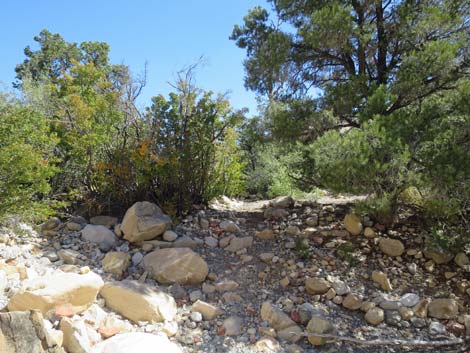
[[92, 332, 182, 353], [100, 280, 177, 323]]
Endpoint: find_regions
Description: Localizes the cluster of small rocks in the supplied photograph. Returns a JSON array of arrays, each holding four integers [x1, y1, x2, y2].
[[0, 195, 469, 353]]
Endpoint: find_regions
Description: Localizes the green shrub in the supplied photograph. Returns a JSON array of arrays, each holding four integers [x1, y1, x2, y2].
[[0, 96, 58, 221]]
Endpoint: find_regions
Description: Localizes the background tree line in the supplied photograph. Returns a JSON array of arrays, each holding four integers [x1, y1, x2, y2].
[[0, 0, 469, 248], [232, 0, 469, 248], [0, 29, 245, 219]]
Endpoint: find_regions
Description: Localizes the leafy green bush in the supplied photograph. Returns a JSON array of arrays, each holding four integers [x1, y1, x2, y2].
[[0, 96, 58, 221]]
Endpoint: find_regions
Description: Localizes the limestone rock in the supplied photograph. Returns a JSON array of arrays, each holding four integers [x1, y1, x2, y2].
[[90, 216, 118, 228], [225, 236, 253, 252], [0, 310, 65, 353], [81, 225, 117, 251], [8, 270, 103, 316], [223, 316, 243, 336], [41, 217, 61, 232], [378, 238, 404, 257], [100, 280, 176, 323], [260, 302, 301, 342], [192, 300, 223, 320], [58, 249, 81, 265], [121, 201, 172, 243], [305, 278, 330, 295], [423, 250, 453, 265], [455, 252, 470, 268], [264, 207, 289, 220], [428, 299, 458, 319], [285, 226, 300, 236], [364, 227, 376, 238], [60, 317, 101, 353], [270, 196, 294, 208], [143, 248, 208, 284], [343, 214, 362, 235], [342, 294, 362, 310], [364, 307, 384, 325], [219, 220, 240, 233], [91, 332, 182, 353], [371, 271, 393, 291], [306, 316, 334, 346], [102, 252, 130, 276], [256, 229, 275, 240], [163, 230, 178, 242]]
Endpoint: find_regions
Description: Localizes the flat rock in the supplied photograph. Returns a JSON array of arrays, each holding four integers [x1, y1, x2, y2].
[[305, 278, 330, 295], [423, 250, 453, 264], [270, 196, 294, 208], [8, 270, 103, 316], [306, 315, 334, 346], [121, 201, 172, 243], [100, 280, 176, 323], [223, 316, 243, 336], [143, 248, 208, 284], [219, 220, 240, 233], [92, 332, 182, 353], [102, 252, 130, 276], [378, 238, 404, 257], [225, 236, 253, 252], [191, 300, 223, 320], [428, 299, 458, 319], [261, 302, 297, 331], [256, 229, 275, 240]]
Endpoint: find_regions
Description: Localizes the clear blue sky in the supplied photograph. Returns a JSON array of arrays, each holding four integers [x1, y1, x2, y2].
[[0, 0, 270, 115]]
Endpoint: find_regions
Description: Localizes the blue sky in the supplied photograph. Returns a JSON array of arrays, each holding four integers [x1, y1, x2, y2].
[[0, 0, 270, 115]]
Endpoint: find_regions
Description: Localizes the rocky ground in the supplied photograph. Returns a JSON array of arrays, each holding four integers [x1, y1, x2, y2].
[[0, 196, 469, 353]]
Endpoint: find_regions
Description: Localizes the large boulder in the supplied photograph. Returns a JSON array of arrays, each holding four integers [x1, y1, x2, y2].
[[143, 248, 208, 285], [81, 225, 117, 251], [0, 311, 65, 353], [100, 280, 176, 323], [8, 270, 103, 316], [121, 202, 172, 243], [92, 333, 181, 353]]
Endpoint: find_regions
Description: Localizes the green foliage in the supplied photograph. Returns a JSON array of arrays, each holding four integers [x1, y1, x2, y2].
[[295, 237, 310, 260], [141, 66, 246, 214], [0, 95, 58, 221], [9, 31, 247, 217], [233, 1, 469, 234], [336, 241, 360, 267]]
